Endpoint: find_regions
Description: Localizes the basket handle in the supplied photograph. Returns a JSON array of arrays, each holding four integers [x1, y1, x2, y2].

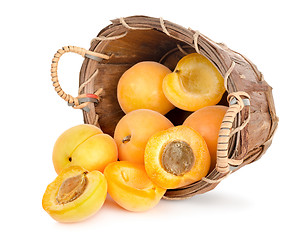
[[216, 91, 251, 173], [51, 46, 110, 109]]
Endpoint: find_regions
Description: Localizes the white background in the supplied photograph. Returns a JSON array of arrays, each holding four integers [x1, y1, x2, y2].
[[1, 0, 294, 239]]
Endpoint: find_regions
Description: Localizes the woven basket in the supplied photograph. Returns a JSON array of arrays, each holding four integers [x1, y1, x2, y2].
[[51, 15, 278, 199]]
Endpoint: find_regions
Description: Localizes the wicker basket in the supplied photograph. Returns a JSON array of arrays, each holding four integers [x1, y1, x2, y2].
[[51, 15, 278, 199]]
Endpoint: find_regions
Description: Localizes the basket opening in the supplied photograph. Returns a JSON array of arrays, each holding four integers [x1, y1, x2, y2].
[[83, 29, 228, 135]]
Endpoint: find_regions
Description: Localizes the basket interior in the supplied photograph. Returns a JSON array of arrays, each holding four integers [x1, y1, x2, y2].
[[82, 28, 228, 136]]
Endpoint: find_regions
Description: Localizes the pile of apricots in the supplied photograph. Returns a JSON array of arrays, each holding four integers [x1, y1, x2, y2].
[[42, 53, 228, 223]]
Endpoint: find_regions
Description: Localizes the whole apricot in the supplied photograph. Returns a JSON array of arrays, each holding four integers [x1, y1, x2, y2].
[[117, 61, 174, 114], [104, 161, 166, 212], [42, 166, 107, 223], [162, 53, 225, 111], [114, 109, 174, 164], [52, 124, 118, 174], [183, 105, 228, 172], [144, 125, 211, 189]]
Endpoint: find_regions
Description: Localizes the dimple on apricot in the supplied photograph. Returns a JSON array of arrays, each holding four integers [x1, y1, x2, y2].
[[42, 166, 107, 223], [104, 161, 166, 212], [144, 125, 211, 189], [162, 53, 225, 111]]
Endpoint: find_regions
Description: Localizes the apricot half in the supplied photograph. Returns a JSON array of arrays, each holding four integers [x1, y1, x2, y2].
[[42, 166, 107, 223], [117, 61, 174, 115], [52, 124, 118, 174], [104, 161, 166, 212], [183, 105, 228, 172], [144, 125, 211, 189], [114, 109, 174, 164], [162, 53, 225, 111]]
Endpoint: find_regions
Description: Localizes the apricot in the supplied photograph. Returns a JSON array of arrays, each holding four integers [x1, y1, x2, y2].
[[52, 124, 118, 174], [183, 105, 228, 172], [104, 161, 166, 212], [162, 53, 225, 111], [117, 61, 174, 114], [114, 109, 174, 164], [42, 166, 107, 222], [144, 125, 210, 189]]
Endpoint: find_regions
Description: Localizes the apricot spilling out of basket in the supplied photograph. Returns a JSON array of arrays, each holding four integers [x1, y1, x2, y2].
[[162, 53, 225, 111], [114, 109, 174, 164], [104, 161, 166, 212], [42, 166, 107, 223], [117, 61, 175, 115], [144, 125, 211, 189], [52, 124, 118, 174], [183, 105, 228, 172]]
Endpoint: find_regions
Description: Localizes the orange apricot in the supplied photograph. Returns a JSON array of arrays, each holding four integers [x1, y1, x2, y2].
[[162, 53, 225, 111], [114, 109, 174, 164], [42, 166, 107, 223], [144, 125, 211, 189], [104, 161, 166, 212], [183, 105, 228, 172], [117, 61, 174, 114]]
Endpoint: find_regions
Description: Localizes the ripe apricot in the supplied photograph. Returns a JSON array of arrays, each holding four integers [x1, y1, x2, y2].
[[162, 53, 225, 111], [183, 105, 228, 172], [114, 109, 174, 164], [52, 124, 118, 174], [104, 161, 166, 212], [42, 166, 107, 223], [117, 61, 174, 114], [144, 125, 210, 189]]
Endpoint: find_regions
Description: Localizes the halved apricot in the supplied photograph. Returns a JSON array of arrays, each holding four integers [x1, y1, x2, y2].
[[162, 53, 225, 111], [183, 105, 228, 172], [42, 166, 107, 223], [144, 125, 211, 189], [104, 161, 166, 212]]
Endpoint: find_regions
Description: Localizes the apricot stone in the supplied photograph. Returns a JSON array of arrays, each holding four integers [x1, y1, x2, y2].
[[162, 53, 225, 111], [144, 125, 211, 189], [104, 161, 166, 212], [114, 109, 174, 164], [42, 166, 107, 223], [117, 61, 174, 115]]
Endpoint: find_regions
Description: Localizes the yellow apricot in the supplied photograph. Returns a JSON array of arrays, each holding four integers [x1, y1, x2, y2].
[[144, 125, 211, 189], [114, 109, 174, 164], [162, 53, 225, 111], [104, 161, 166, 212], [42, 166, 107, 223], [117, 61, 174, 114], [183, 105, 228, 172]]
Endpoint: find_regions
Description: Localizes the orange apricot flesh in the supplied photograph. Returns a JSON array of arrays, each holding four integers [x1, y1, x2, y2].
[[117, 61, 174, 115], [144, 125, 211, 189], [114, 109, 174, 164], [104, 161, 166, 212], [42, 166, 107, 223], [183, 105, 228, 172], [162, 53, 225, 111]]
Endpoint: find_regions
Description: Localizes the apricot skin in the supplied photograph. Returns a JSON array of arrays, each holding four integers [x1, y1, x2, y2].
[[144, 125, 211, 189], [183, 105, 228, 172], [104, 161, 166, 212], [162, 53, 225, 111], [52, 124, 118, 174], [117, 61, 174, 115], [114, 109, 174, 164], [42, 166, 107, 223]]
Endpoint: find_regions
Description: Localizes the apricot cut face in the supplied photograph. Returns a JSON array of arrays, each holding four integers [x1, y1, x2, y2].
[[144, 125, 211, 189], [162, 53, 225, 111], [42, 166, 107, 223], [117, 61, 175, 115], [183, 105, 228, 172], [104, 161, 166, 212], [114, 109, 174, 164]]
